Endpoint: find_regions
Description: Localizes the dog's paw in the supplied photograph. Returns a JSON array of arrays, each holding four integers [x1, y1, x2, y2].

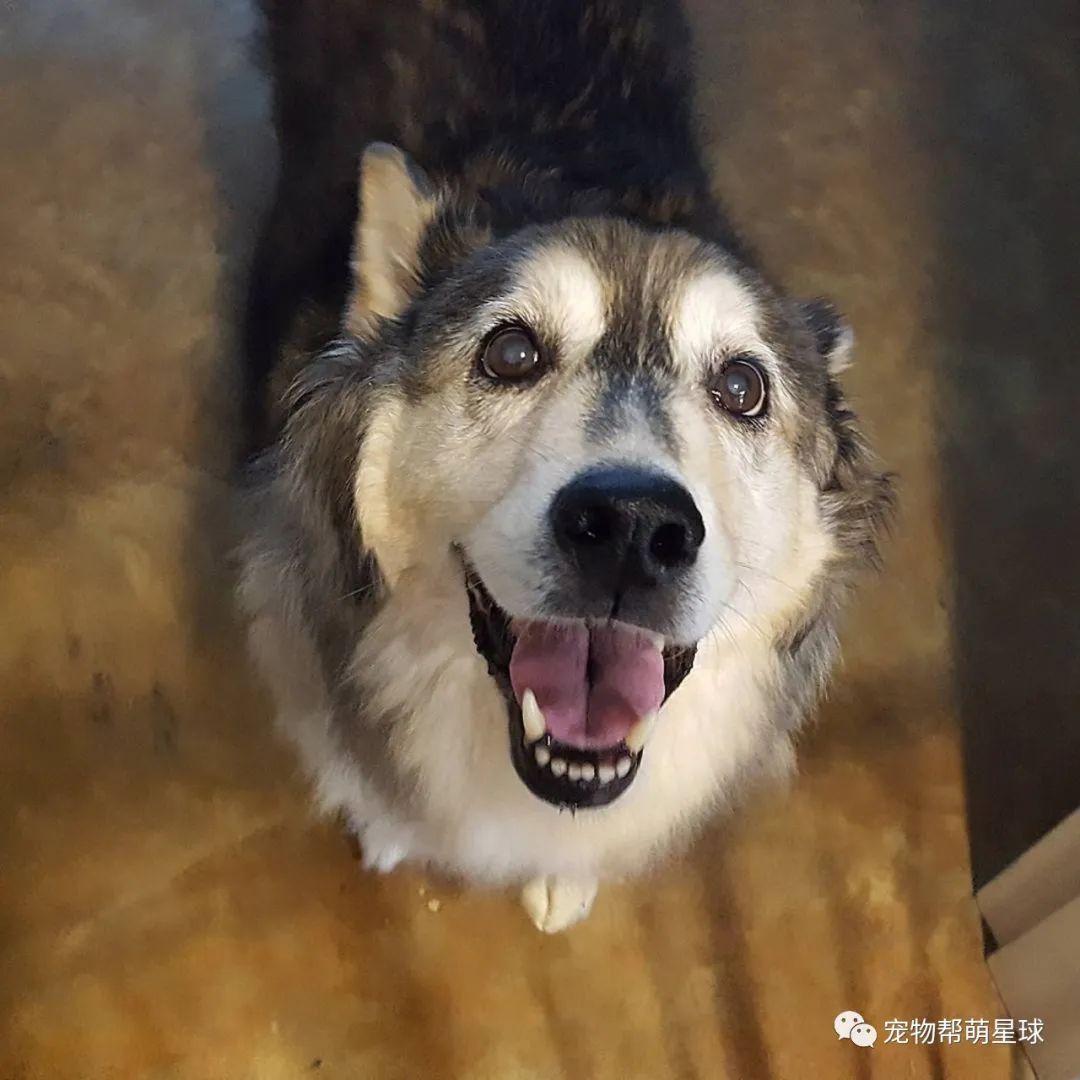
[[520, 876, 598, 933], [355, 819, 413, 874]]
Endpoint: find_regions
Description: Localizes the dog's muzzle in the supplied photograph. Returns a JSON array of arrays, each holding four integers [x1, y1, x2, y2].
[[463, 562, 697, 811]]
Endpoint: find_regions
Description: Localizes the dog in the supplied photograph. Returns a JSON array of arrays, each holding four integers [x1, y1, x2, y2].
[[238, 0, 894, 932]]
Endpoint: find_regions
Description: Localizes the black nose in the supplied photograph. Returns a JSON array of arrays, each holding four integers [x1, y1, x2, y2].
[[550, 466, 705, 590]]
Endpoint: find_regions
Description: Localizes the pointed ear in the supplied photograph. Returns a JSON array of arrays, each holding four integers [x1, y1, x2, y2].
[[801, 299, 855, 375], [346, 143, 439, 338]]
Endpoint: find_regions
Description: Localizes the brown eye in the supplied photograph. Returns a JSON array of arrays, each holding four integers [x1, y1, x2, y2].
[[711, 358, 767, 418], [480, 327, 542, 381]]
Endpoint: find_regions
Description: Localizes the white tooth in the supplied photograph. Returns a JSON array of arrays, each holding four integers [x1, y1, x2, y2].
[[521, 689, 547, 743], [598, 763, 616, 783], [568, 762, 582, 781], [580, 762, 595, 782], [615, 756, 632, 778], [535, 745, 551, 768], [550, 757, 567, 777], [625, 711, 658, 753], [643, 630, 665, 650]]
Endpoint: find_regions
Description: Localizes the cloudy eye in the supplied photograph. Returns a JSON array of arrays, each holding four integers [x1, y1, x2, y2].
[[480, 326, 543, 382], [710, 358, 768, 418]]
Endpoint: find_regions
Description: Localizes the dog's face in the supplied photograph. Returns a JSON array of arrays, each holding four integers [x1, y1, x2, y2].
[[336, 145, 881, 811]]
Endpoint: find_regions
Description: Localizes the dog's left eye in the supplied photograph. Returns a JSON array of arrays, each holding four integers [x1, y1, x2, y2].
[[480, 327, 543, 381], [710, 358, 768, 418]]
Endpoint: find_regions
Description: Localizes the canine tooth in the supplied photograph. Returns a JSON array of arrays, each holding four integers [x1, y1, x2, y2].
[[521, 689, 546, 743], [625, 711, 658, 753], [535, 745, 551, 768], [643, 630, 665, 650], [615, 756, 632, 778], [598, 762, 616, 783], [550, 757, 567, 777], [568, 762, 582, 781], [580, 762, 595, 781]]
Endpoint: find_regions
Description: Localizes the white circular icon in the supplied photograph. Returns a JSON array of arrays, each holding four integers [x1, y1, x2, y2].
[[851, 1022, 878, 1048], [834, 1010, 865, 1039]]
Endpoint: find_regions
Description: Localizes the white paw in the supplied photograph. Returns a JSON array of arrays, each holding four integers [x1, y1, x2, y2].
[[355, 819, 413, 874], [520, 876, 598, 933]]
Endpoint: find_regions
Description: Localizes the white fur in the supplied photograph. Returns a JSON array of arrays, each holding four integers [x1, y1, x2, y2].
[[244, 541, 798, 888], [475, 244, 607, 358], [667, 268, 770, 374]]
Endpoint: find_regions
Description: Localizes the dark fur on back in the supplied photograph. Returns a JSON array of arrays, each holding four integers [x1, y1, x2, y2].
[[244, 0, 750, 445]]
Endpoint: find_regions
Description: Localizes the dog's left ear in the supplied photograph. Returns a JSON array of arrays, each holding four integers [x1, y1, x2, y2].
[[346, 142, 439, 338], [801, 299, 854, 375]]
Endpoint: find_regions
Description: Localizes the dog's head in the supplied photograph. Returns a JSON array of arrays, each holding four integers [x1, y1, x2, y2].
[[284, 144, 892, 812]]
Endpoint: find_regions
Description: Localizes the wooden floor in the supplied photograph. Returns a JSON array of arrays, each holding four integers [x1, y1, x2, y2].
[[4, 0, 1075, 1076]]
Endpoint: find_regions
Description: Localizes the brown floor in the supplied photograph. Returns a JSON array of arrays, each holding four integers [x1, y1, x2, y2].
[[2, 1, 1074, 1078]]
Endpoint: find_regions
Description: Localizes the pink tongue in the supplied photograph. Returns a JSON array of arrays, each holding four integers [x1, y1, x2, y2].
[[508, 622, 665, 749]]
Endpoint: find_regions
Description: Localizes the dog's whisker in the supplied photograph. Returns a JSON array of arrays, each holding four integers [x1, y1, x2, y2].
[[499, 427, 579, 469], [714, 600, 772, 647], [703, 617, 750, 660], [334, 582, 381, 604], [732, 561, 804, 597], [729, 534, 781, 557]]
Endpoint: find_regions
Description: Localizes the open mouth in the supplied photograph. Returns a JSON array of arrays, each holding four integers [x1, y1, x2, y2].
[[463, 562, 697, 810]]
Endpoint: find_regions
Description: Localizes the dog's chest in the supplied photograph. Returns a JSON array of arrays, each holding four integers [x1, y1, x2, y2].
[[356, 596, 784, 883]]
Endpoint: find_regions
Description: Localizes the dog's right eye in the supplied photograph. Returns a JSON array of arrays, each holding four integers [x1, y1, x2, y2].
[[710, 358, 768, 418], [480, 327, 543, 382]]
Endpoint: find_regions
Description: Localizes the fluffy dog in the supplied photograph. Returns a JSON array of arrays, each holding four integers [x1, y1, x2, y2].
[[239, 0, 893, 931]]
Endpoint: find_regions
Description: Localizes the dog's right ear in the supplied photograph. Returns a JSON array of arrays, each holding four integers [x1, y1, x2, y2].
[[800, 298, 855, 375], [346, 143, 439, 339]]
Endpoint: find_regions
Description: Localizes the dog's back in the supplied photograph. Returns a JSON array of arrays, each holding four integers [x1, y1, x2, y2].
[[245, 0, 742, 443]]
